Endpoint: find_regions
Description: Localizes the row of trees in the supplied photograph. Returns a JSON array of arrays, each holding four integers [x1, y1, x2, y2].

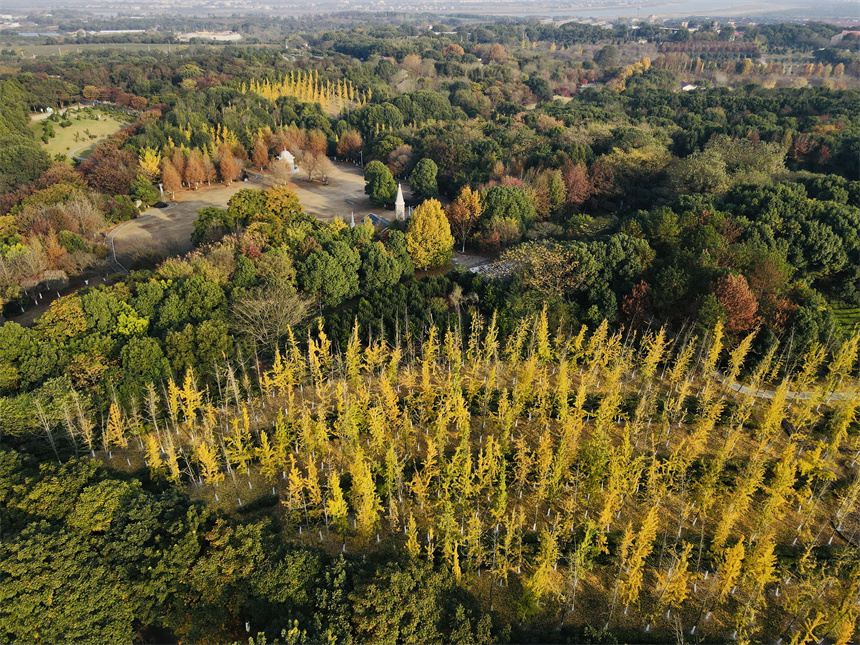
[[10, 312, 858, 643], [242, 72, 364, 115]]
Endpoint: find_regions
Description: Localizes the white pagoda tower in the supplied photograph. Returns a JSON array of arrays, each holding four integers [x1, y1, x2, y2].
[[277, 149, 297, 171], [395, 183, 405, 221]]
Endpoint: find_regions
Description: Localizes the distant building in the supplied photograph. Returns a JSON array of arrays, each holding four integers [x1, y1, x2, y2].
[[831, 30, 860, 44], [177, 31, 242, 42], [682, 84, 699, 91]]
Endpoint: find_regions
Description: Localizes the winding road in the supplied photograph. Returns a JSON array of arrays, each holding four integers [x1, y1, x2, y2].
[[717, 372, 858, 402]]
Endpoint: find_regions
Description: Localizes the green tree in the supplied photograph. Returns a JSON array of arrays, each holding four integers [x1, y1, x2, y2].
[[228, 189, 268, 224], [192, 319, 233, 373], [121, 336, 170, 383], [178, 276, 226, 323], [80, 289, 142, 336], [0, 138, 50, 195], [0, 455, 207, 644], [192, 207, 234, 246], [351, 103, 404, 139], [371, 135, 404, 162], [409, 158, 439, 200], [385, 230, 414, 279], [364, 160, 397, 206], [350, 560, 494, 644], [177, 519, 323, 643], [297, 241, 360, 309], [361, 241, 401, 293], [671, 149, 730, 195], [257, 248, 298, 290], [593, 44, 619, 68], [130, 175, 159, 208], [526, 75, 553, 102], [481, 186, 537, 232]]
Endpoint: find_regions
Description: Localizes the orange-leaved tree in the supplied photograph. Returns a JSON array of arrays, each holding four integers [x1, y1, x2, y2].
[[445, 186, 483, 252], [714, 273, 760, 335]]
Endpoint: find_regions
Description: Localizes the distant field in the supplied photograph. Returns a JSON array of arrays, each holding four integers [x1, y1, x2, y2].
[[11, 42, 272, 57], [31, 111, 125, 159], [16, 42, 181, 57], [834, 307, 860, 332]]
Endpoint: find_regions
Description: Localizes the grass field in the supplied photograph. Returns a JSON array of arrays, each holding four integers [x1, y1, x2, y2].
[[10, 42, 272, 58], [834, 307, 860, 332], [14, 42, 181, 57], [32, 111, 125, 160]]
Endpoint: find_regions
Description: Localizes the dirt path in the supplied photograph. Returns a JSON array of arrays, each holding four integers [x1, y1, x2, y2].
[[7, 269, 116, 326], [111, 162, 413, 269], [452, 251, 495, 269], [287, 162, 411, 222], [69, 143, 97, 162], [111, 179, 263, 268]]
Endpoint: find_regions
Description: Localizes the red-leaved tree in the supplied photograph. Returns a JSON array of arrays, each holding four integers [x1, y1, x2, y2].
[[622, 280, 652, 331], [561, 161, 592, 211], [713, 273, 759, 335]]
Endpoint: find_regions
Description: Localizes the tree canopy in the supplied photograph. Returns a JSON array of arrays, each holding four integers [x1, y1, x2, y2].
[[364, 160, 398, 206], [406, 199, 455, 270]]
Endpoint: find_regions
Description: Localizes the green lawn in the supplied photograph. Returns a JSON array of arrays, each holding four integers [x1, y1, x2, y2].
[[16, 42, 180, 57], [833, 307, 860, 333], [32, 111, 125, 160], [12, 42, 270, 58]]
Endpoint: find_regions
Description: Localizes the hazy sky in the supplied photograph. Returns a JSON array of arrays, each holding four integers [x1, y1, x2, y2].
[[3, 0, 855, 21]]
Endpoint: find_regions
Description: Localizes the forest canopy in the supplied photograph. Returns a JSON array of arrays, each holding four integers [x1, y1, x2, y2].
[[1, 12, 859, 645]]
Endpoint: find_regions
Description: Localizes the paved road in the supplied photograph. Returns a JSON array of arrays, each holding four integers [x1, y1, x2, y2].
[[69, 143, 96, 162], [718, 372, 859, 402], [29, 104, 85, 121], [105, 219, 135, 274]]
